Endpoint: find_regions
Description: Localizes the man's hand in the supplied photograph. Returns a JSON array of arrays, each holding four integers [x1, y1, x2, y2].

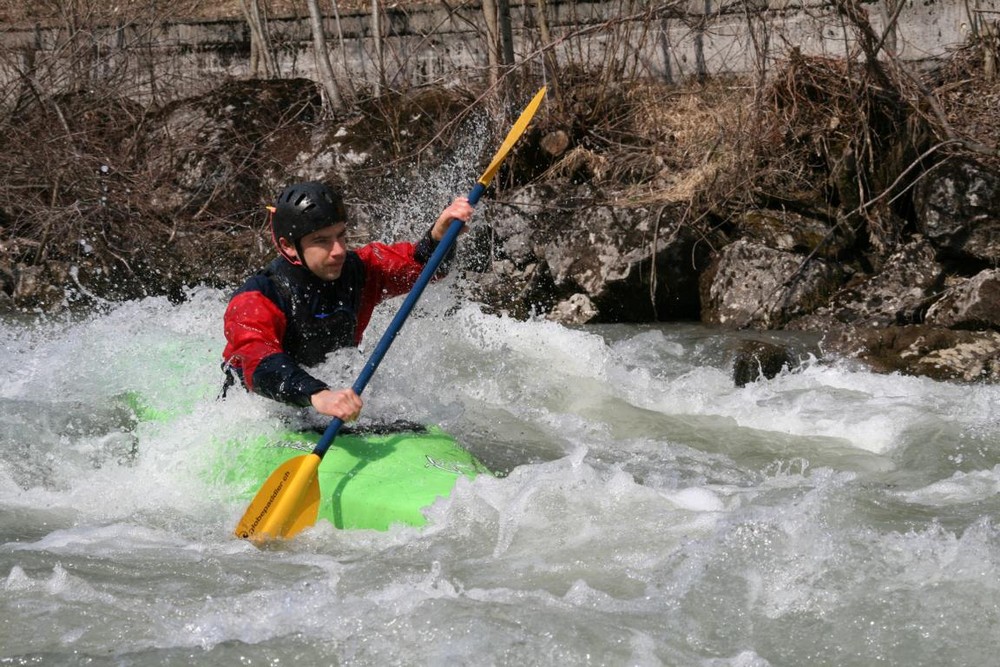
[[310, 388, 363, 420], [430, 197, 474, 242]]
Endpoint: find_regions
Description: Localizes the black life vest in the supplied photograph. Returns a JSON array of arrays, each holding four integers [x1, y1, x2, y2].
[[264, 254, 365, 366]]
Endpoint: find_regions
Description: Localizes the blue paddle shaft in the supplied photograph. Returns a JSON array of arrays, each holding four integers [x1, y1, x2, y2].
[[313, 181, 487, 458]]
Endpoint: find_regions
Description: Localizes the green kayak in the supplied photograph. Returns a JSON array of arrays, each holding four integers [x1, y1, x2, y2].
[[121, 393, 490, 531], [217, 421, 491, 531]]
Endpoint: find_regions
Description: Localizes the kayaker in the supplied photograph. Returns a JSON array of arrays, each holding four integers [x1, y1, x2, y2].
[[221, 180, 473, 420]]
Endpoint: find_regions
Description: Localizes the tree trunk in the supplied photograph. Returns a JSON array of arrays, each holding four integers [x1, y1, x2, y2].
[[329, 0, 356, 96], [497, 0, 515, 70], [481, 0, 500, 86], [878, 0, 898, 55], [984, 19, 997, 82], [305, 0, 343, 109], [239, 0, 277, 77], [371, 0, 385, 94], [534, 0, 559, 96]]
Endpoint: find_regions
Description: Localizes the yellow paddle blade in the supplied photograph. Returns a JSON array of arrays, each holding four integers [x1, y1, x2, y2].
[[233, 453, 322, 544], [478, 86, 547, 188], [282, 472, 322, 539]]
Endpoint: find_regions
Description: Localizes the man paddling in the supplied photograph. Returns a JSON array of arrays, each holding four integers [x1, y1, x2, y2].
[[222, 181, 473, 420]]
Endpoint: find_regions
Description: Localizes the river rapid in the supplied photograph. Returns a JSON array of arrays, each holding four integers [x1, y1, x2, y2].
[[2, 287, 999, 666]]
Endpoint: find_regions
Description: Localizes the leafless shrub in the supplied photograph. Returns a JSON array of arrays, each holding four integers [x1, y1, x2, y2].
[[0, 0, 996, 311], [692, 2, 947, 259]]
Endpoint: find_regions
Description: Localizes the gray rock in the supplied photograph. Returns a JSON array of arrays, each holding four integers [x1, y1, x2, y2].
[[548, 293, 598, 325], [732, 339, 797, 387], [740, 208, 854, 259], [825, 325, 1000, 383], [925, 269, 1000, 330], [701, 239, 842, 329], [914, 157, 1000, 262], [789, 237, 943, 330], [466, 184, 712, 322]]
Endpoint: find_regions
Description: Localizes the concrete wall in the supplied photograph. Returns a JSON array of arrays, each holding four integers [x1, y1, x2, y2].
[[0, 0, 996, 103]]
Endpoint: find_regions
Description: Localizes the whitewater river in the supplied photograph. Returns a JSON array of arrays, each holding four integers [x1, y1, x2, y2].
[[2, 286, 998, 666]]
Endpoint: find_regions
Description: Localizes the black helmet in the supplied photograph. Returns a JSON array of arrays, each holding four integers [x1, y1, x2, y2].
[[270, 181, 347, 246]]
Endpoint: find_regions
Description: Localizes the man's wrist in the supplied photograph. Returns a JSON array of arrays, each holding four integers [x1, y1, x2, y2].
[[414, 226, 439, 263]]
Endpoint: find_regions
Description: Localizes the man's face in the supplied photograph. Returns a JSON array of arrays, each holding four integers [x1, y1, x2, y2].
[[284, 222, 349, 281]]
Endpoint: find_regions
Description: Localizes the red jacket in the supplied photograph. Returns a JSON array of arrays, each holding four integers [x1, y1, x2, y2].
[[222, 235, 445, 407]]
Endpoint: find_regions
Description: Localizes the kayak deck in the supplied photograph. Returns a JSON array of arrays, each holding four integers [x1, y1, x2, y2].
[[218, 421, 490, 531]]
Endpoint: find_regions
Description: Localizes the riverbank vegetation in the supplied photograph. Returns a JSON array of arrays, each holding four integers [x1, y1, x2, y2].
[[0, 0, 998, 316]]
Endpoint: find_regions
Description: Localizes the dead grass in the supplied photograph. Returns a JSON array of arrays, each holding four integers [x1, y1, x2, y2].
[[536, 77, 753, 208], [1, 0, 999, 309]]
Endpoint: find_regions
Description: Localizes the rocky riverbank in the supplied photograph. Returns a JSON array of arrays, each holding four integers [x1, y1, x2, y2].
[[2, 41, 999, 385]]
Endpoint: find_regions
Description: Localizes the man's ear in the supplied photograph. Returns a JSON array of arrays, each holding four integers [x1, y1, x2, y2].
[[277, 237, 298, 260]]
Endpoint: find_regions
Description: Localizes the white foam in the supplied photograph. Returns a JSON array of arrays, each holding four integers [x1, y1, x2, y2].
[[2, 562, 116, 604], [897, 467, 1000, 507], [662, 486, 726, 512], [4, 294, 1000, 663]]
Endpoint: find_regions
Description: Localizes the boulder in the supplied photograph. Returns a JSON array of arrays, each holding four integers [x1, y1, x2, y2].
[[548, 293, 598, 325], [788, 237, 944, 330], [732, 339, 798, 387], [700, 239, 842, 329], [825, 325, 1000, 383], [913, 156, 1000, 262], [925, 269, 1000, 330], [465, 183, 712, 323], [12, 261, 70, 310], [739, 208, 855, 260]]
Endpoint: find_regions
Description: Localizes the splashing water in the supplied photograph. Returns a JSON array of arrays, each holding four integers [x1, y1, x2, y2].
[[2, 285, 999, 666]]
